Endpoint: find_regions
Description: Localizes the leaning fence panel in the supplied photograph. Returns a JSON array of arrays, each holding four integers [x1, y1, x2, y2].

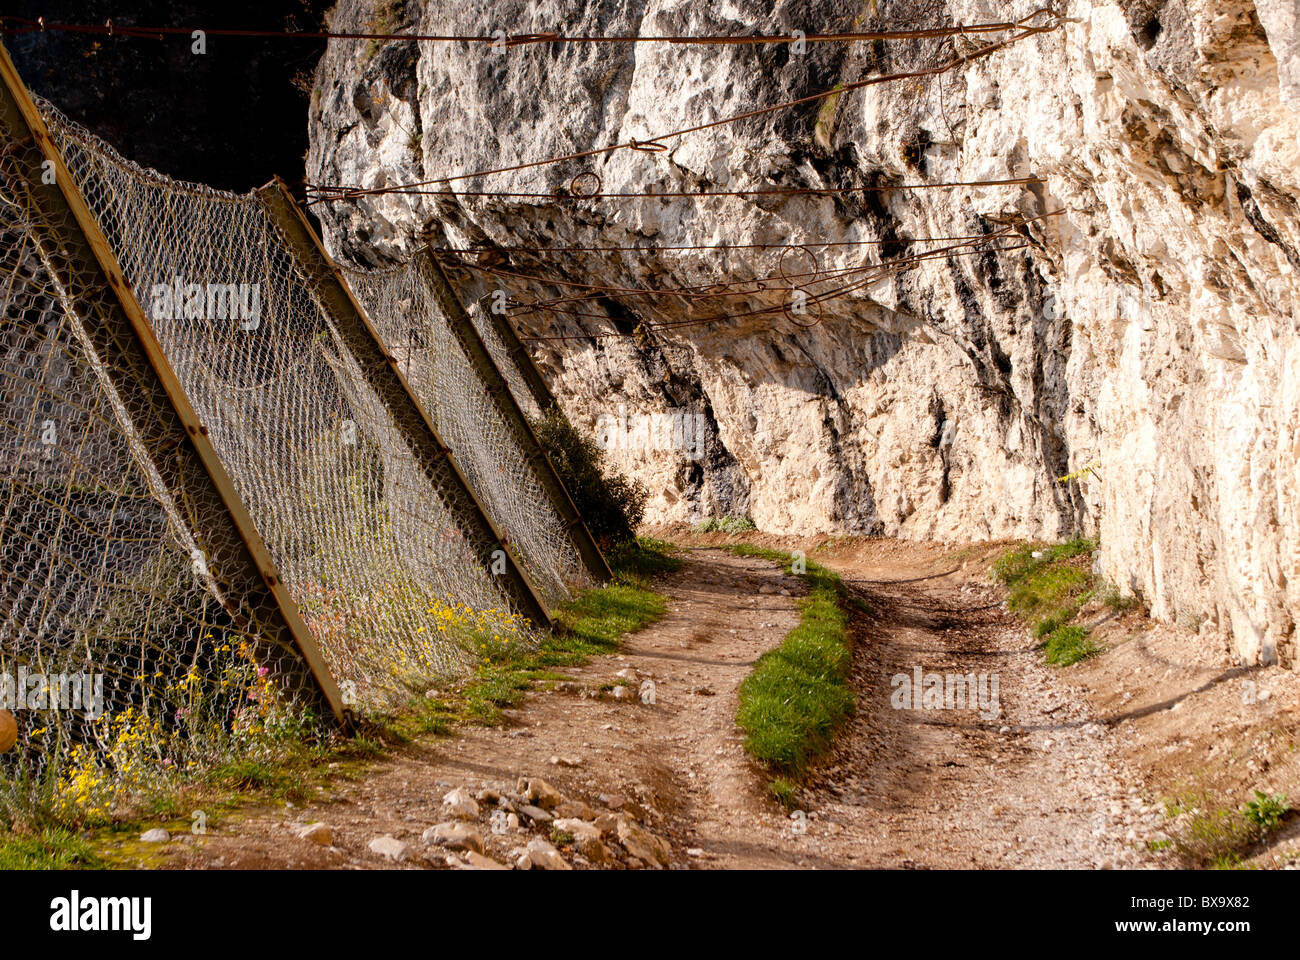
[[343, 255, 593, 607], [0, 87, 335, 820], [38, 102, 533, 709]]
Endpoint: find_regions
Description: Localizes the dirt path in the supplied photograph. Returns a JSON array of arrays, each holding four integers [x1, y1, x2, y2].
[[803, 539, 1155, 868], [149, 537, 1161, 869]]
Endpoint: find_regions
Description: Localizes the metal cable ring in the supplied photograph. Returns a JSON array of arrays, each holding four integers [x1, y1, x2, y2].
[[628, 138, 669, 153], [778, 244, 820, 285], [569, 171, 602, 197], [784, 288, 824, 328]]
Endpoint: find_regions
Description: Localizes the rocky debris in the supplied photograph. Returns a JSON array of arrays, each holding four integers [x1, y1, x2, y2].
[[139, 828, 169, 843], [615, 817, 672, 868], [422, 821, 485, 855], [549, 755, 582, 767], [367, 836, 407, 861], [296, 823, 332, 846], [610, 686, 632, 701], [461, 850, 509, 870], [525, 837, 572, 870], [475, 787, 501, 804], [552, 817, 602, 842], [554, 799, 596, 820], [517, 804, 552, 824], [524, 778, 563, 809], [441, 786, 479, 820], [576, 836, 612, 864]]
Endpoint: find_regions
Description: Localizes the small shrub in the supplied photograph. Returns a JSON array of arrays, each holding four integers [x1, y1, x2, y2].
[[1176, 804, 1253, 867], [769, 777, 800, 810], [530, 407, 648, 548], [1100, 582, 1140, 614], [1243, 791, 1289, 834], [1169, 789, 1259, 867]]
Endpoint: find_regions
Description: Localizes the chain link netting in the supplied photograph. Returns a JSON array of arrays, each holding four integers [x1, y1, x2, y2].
[[343, 256, 589, 606], [38, 102, 537, 702], [466, 294, 544, 421], [0, 105, 341, 819]]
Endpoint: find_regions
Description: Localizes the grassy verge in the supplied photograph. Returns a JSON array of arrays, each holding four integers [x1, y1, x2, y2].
[[992, 536, 1115, 666], [0, 728, 388, 869], [402, 537, 680, 730], [0, 828, 105, 869], [724, 544, 858, 807], [0, 538, 679, 868]]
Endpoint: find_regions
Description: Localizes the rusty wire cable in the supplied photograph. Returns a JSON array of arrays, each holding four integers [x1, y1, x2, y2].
[[320, 176, 1045, 202], [428, 229, 1033, 255], [305, 10, 1069, 202], [493, 227, 1038, 340], [513, 243, 1033, 340], [0, 10, 1070, 46], [444, 212, 1060, 309]]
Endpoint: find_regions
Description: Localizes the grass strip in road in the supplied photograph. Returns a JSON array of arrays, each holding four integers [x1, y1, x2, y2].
[[723, 544, 857, 806]]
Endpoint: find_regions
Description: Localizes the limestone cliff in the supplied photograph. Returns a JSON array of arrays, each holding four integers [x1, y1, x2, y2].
[[306, 0, 1300, 667]]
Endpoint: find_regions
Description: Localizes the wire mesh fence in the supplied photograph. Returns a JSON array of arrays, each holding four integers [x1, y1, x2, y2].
[[0, 98, 340, 821], [37, 101, 540, 697], [0, 89, 600, 819], [342, 254, 591, 606], [465, 293, 546, 421]]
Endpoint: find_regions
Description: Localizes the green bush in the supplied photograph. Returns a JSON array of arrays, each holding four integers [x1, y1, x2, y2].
[[695, 515, 757, 534], [530, 406, 649, 548], [1243, 791, 1289, 834]]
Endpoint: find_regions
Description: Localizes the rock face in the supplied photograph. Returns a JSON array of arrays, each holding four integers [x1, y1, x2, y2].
[[307, 0, 1300, 667]]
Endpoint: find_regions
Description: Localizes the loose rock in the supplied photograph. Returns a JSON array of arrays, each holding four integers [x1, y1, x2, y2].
[[526, 837, 572, 870], [368, 836, 407, 861], [422, 821, 484, 855]]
